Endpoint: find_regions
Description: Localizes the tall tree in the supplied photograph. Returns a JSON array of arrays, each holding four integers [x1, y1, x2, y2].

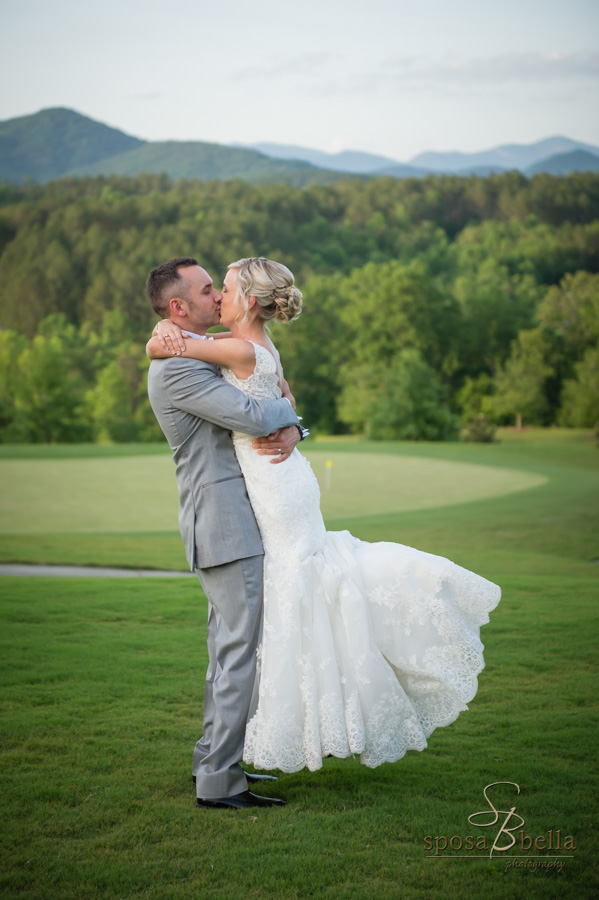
[[490, 331, 550, 429], [559, 345, 599, 431]]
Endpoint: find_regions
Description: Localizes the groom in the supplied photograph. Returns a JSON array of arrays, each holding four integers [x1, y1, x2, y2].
[[146, 257, 303, 809]]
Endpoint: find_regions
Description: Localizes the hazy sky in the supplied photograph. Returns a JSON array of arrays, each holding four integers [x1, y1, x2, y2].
[[1, 0, 597, 161]]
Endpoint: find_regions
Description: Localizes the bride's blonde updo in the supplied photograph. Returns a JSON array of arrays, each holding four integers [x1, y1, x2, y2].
[[228, 257, 303, 324]]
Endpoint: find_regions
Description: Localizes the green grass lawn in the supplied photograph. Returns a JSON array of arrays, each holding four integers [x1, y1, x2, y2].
[[1, 430, 598, 899]]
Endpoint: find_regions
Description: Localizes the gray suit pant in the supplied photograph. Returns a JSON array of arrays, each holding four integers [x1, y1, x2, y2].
[[193, 554, 263, 799]]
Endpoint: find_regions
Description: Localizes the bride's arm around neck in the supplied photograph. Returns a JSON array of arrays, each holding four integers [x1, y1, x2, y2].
[[146, 334, 257, 381]]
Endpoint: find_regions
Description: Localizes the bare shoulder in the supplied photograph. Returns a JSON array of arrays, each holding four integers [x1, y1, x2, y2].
[[204, 338, 257, 380], [223, 338, 257, 363]]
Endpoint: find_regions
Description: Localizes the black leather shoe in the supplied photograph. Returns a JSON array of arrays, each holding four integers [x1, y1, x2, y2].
[[192, 771, 278, 785], [196, 790, 286, 809]]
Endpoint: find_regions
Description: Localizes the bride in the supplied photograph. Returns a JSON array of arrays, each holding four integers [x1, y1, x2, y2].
[[147, 256, 501, 773]]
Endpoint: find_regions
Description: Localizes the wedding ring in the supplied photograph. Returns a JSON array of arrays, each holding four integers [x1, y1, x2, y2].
[[277, 448, 282, 455]]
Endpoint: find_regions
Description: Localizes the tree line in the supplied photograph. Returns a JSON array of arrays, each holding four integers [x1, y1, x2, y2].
[[0, 172, 597, 442]]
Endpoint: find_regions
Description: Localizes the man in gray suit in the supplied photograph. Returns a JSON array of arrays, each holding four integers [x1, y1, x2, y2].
[[146, 257, 303, 809]]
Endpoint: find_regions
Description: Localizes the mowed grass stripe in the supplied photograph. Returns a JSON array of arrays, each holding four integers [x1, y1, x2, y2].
[[0, 453, 545, 534]]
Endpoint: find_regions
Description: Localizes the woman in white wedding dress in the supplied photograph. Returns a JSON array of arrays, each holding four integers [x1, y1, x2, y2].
[[149, 257, 501, 773]]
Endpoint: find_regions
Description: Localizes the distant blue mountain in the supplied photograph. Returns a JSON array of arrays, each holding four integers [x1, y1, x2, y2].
[[409, 137, 599, 174], [525, 149, 599, 176], [239, 142, 401, 174]]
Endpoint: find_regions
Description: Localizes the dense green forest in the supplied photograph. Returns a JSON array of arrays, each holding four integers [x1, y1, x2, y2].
[[0, 171, 597, 442]]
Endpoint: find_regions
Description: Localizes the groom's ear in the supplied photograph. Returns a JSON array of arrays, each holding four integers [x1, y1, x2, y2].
[[168, 297, 187, 317]]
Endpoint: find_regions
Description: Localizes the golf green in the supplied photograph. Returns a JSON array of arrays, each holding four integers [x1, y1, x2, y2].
[[0, 451, 545, 534]]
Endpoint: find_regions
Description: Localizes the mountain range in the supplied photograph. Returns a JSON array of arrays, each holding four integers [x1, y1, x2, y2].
[[1, 108, 598, 186], [247, 136, 599, 177]]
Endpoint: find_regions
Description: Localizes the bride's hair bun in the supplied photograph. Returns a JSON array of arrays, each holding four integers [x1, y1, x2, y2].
[[274, 284, 303, 323], [228, 257, 303, 325]]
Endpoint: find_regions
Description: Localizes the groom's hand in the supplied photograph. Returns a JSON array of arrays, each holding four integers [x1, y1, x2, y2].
[[252, 426, 300, 464]]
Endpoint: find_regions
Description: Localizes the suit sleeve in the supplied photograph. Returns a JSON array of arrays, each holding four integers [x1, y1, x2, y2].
[[161, 358, 299, 436]]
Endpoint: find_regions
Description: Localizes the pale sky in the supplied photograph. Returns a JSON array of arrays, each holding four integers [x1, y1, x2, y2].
[[1, 0, 597, 161]]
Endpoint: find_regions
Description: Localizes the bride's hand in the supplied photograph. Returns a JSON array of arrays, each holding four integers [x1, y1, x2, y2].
[[153, 319, 186, 355]]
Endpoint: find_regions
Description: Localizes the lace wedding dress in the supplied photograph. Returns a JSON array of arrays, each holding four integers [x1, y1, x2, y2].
[[222, 342, 501, 772]]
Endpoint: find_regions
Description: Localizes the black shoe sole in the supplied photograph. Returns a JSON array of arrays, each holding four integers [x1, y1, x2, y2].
[[196, 796, 286, 809]]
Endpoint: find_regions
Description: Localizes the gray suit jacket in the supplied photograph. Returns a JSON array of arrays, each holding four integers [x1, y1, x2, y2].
[[148, 356, 299, 570]]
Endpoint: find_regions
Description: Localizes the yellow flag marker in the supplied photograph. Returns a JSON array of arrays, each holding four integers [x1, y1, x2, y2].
[[325, 459, 333, 491]]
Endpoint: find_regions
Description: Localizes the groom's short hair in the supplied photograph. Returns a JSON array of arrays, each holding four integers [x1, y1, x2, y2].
[[146, 257, 199, 317]]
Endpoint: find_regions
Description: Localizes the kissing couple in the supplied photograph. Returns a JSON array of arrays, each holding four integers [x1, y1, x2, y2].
[[146, 255, 501, 810]]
